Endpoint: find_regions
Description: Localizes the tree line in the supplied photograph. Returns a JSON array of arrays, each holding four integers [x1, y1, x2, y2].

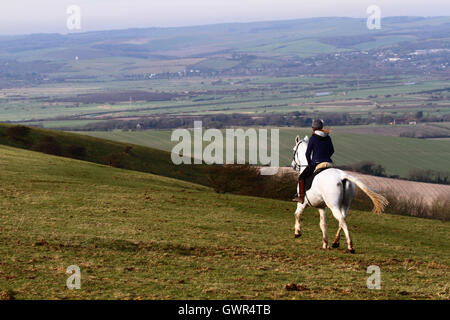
[[61, 111, 450, 132]]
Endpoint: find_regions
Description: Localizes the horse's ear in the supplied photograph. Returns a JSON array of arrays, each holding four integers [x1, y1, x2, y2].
[[295, 135, 300, 143], [304, 135, 309, 142]]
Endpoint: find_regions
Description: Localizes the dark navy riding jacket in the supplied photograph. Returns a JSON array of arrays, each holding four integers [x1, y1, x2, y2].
[[305, 133, 334, 166]]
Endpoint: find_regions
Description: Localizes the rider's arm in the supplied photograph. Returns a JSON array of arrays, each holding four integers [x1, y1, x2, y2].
[[305, 137, 313, 165], [329, 138, 334, 157]]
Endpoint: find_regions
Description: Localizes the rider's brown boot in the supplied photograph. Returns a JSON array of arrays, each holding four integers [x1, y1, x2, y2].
[[292, 180, 305, 203]]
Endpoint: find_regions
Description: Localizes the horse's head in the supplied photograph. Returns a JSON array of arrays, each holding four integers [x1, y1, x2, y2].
[[291, 135, 309, 173]]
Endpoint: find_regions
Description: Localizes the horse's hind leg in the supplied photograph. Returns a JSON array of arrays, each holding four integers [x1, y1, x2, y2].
[[318, 208, 328, 249], [332, 185, 354, 250], [329, 206, 355, 253], [340, 216, 354, 253], [332, 206, 348, 248], [332, 226, 341, 248]]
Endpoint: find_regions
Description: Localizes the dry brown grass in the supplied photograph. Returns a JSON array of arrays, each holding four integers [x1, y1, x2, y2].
[[216, 165, 449, 221], [353, 187, 450, 221], [207, 164, 296, 200]]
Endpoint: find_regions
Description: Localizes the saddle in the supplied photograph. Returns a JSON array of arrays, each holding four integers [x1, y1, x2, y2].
[[305, 162, 334, 191], [314, 162, 334, 173]]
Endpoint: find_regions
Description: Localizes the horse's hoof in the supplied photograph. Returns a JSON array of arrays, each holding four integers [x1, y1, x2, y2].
[[331, 242, 339, 248], [294, 233, 301, 238], [347, 248, 355, 254]]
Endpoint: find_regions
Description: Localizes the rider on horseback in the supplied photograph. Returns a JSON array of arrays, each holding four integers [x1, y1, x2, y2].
[[293, 119, 334, 203]]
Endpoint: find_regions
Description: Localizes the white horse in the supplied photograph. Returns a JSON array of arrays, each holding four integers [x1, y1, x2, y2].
[[291, 135, 388, 253]]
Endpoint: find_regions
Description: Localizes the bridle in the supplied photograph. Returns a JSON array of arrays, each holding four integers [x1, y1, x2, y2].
[[292, 140, 308, 172]]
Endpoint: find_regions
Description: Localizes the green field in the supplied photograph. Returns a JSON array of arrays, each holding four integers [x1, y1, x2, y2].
[[0, 144, 449, 299], [5, 76, 449, 124], [81, 127, 450, 178], [241, 39, 344, 57], [1, 16, 449, 130]]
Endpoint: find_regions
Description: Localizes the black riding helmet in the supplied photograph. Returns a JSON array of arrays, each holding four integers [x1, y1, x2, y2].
[[312, 119, 324, 130]]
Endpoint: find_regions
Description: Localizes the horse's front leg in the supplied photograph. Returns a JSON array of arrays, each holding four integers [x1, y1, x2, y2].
[[294, 203, 306, 238], [318, 208, 328, 249]]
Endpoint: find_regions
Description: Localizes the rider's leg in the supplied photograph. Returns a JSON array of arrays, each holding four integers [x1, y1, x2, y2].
[[293, 165, 315, 203], [292, 177, 305, 203]]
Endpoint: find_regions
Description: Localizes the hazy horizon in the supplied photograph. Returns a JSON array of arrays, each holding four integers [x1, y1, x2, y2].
[[1, 0, 449, 36], [5, 15, 450, 38]]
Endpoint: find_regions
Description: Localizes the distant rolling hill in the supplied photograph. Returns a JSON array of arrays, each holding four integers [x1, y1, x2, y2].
[[80, 127, 450, 178], [1, 16, 449, 80], [2, 16, 449, 59]]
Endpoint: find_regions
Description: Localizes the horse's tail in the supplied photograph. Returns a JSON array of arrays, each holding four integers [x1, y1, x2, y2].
[[341, 178, 348, 209], [342, 173, 389, 214]]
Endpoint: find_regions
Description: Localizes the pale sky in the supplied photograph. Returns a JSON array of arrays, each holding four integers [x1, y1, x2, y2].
[[0, 0, 449, 35]]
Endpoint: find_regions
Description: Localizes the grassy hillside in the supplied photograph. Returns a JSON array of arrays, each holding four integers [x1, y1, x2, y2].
[[0, 145, 448, 299], [82, 127, 450, 178], [0, 123, 209, 186]]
